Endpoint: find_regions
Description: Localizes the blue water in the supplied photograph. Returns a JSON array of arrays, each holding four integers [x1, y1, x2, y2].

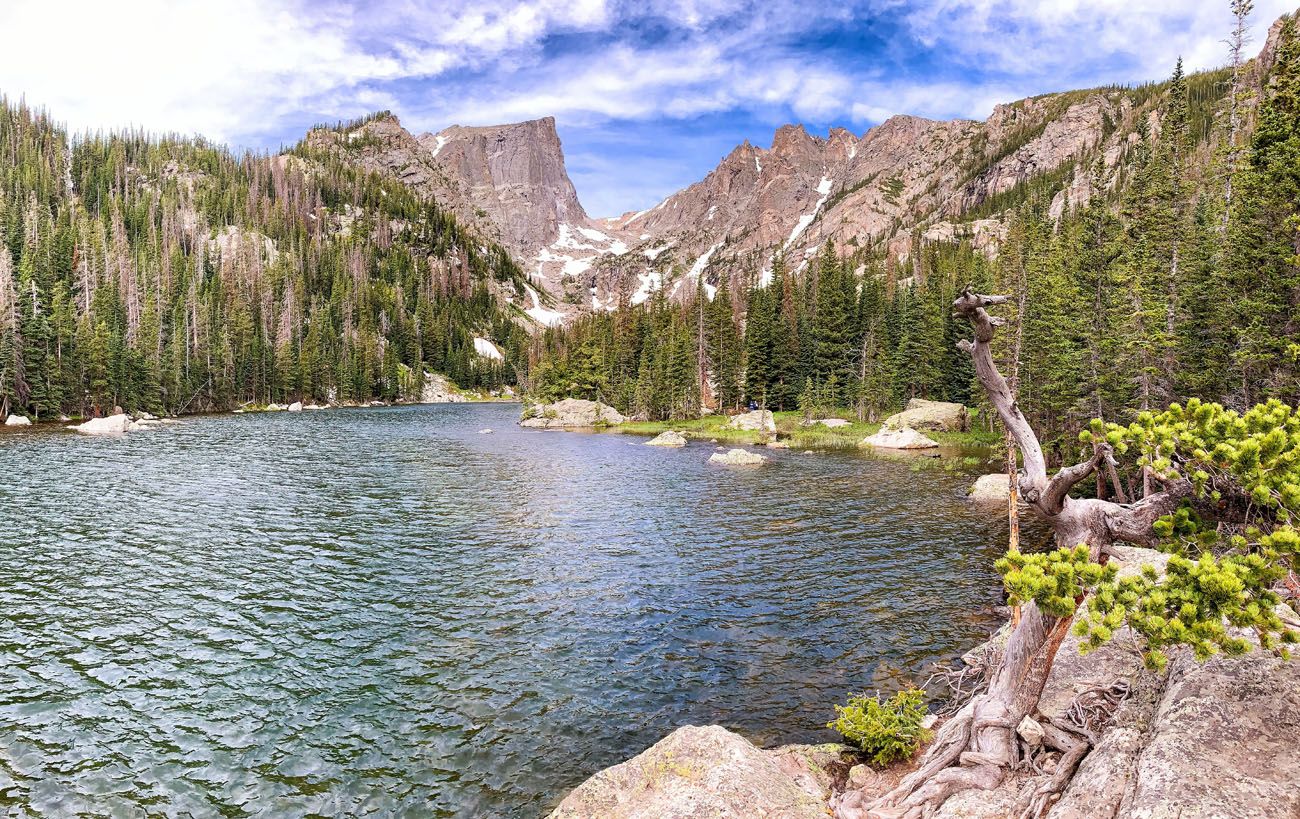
[[0, 404, 1020, 817]]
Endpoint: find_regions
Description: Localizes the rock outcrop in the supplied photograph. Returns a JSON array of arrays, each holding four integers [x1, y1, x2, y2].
[[520, 399, 625, 428], [547, 725, 851, 819], [73, 414, 133, 434], [287, 401, 303, 412], [726, 410, 776, 433], [420, 372, 466, 404], [861, 427, 939, 449], [709, 448, 768, 465], [883, 399, 968, 432], [645, 430, 688, 447], [4, 414, 31, 426]]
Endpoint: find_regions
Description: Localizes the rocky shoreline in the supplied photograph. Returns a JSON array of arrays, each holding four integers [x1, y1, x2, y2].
[[548, 544, 1300, 819]]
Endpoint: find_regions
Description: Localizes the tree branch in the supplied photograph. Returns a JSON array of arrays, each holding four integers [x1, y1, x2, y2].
[[1102, 480, 1194, 547], [953, 288, 1047, 487]]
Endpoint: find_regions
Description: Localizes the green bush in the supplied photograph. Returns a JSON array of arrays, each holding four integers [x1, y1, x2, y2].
[[827, 687, 932, 766]]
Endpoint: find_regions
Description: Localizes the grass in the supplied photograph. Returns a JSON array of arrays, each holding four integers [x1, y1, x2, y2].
[[609, 410, 999, 451]]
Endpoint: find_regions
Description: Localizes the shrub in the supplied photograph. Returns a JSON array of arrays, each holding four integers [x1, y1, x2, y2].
[[827, 687, 932, 766]]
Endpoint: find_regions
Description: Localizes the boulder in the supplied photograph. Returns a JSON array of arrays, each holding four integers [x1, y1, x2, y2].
[[4, 414, 31, 426], [883, 398, 968, 432], [520, 399, 625, 428], [861, 427, 939, 449], [766, 440, 790, 449], [265, 403, 288, 411], [813, 418, 852, 428], [645, 430, 688, 447], [726, 410, 776, 433], [967, 473, 1011, 502], [287, 401, 303, 412], [547, 725, 845, 819], [74, 414, 133, 434], [304, 404, 327, 410], [478, 428, 493, 434], [709, 448, 768, 465]]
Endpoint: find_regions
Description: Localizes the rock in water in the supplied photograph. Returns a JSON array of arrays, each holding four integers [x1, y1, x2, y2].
[[967, 473, 1011, 502], [478, 429, 493, 434], [645, 430, 687, 447], [861, 427, 939, 449], [726, 410, 776, 432], [766, 440, 790, 449], [547, 725, 841, 819], [74, 414, 133, 434], [882, 398, 968, 432], [709, 448, 767, 465], [4, 415, 31, 426], [287, 401, 303, 412], [520, 399, 626, 428]]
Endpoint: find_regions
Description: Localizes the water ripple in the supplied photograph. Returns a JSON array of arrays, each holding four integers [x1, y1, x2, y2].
[[0, 405, 1038, 817]]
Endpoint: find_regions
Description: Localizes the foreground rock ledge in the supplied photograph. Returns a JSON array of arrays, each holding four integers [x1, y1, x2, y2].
[[547, 725, 851, 819]]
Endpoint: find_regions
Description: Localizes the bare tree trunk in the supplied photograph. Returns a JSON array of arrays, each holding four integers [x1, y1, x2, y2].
[[845, 290, 1192, 819]]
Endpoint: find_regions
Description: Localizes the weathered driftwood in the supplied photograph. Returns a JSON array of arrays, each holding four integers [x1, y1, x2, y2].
[[861, 290, 1195, 819]]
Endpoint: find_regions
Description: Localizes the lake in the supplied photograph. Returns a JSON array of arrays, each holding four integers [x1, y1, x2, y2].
[[0, 403, 1025, 817]]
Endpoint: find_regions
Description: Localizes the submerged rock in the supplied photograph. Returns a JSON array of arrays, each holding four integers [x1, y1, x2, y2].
[[883, 398, 968, 432], [4, 414, 31, 426], [520, 399, 625, 428], [861, 427, 939, 449], [547, 725, 847, 819], [478, 428, 493, 434], [967, 473, 1011, 502], [709, 448, 768, 465], [767, 440, 790, 449], [74, 414, 133, 434], [645, 430, 687, 447], [726, 409, 776, 433]]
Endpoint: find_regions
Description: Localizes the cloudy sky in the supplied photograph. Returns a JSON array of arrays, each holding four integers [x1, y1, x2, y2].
[[0, 1, 1292, 216]]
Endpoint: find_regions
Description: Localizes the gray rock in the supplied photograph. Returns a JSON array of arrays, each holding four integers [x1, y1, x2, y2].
[[968, 473, 1011, 502], [726, 410, 776, 432], [547, 725, 844, 819], [645, 430, 688, 447], [4, 414, 31, 426], [813, 418, 852, 428], [287, 401, 303, 412], [709, 448, 768, 465], [883, 398, 969, 432], [74, 414, 133, 434], [861, 427, 939, 450], [520, 399, 626, 428]]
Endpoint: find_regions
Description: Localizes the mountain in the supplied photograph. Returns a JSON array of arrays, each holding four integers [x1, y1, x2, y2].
[[333, 53, 1243, 328]]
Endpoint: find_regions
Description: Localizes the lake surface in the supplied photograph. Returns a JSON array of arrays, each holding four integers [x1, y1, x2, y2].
[[0, 404, 1028, 817]]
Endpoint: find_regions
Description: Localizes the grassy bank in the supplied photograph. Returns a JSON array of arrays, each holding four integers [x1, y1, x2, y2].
[[609, 411, 999, 450]]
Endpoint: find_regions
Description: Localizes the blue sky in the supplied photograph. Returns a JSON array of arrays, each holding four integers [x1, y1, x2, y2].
[[1, 0, 1294, 216]]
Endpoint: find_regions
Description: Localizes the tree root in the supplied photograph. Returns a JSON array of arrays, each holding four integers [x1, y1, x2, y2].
[[1015, 722, 1090, 819]]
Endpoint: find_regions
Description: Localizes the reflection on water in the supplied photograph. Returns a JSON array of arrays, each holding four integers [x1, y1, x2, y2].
[[0, 405, 1036, 817]]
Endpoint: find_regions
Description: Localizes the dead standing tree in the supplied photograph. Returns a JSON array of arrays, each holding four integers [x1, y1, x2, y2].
[[856, 289, 1196, 818]]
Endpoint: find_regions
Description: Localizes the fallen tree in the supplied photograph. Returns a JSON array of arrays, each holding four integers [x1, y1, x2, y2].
[[842, 289, 1299, 819]]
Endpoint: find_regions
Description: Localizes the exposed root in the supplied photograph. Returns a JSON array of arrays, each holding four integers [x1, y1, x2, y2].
[[1064, 679, 1129, 741], [923, 661, 990, 718], [1015, 722, 1090, 819]]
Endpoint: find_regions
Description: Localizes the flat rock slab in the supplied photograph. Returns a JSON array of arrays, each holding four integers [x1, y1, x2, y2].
[[727, 409, 776, 432], [883, 398, 968, 432], [521, 399, 626, 428], [547, 725, 843, 819]]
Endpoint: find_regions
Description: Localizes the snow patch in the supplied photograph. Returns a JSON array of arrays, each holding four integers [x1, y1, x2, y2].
[[473, 337, 504, 361], [631, 271, 663, 306], [524, 284, 566, 327], [706, 205, 717, 221], [689, 241, 724, 280], [577, 226, 610, 243], [783, 176, 834, 249], [644, 242, 673, 260], [754, 156, 762, 173], [430, 134, 449, 157]]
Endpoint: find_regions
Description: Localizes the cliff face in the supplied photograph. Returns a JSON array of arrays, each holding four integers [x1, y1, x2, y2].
[[417, 117, 588, 254]]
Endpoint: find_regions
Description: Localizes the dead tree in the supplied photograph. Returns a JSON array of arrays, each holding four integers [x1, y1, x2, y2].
[[851, 290, 1194, 818]]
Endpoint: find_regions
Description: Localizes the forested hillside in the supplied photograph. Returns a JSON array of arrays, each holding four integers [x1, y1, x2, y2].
[[0, 105, 532, 420], [531, 18, 1300, 463]]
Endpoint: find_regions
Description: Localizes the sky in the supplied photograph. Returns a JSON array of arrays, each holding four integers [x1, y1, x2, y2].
[[0, 1, 1293, 217]]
